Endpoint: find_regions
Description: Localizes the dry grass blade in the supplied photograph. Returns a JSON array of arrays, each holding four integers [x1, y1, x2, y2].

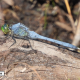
[[3, 0, 14, 6], [27, 63, 43, 80], [72, 16, 80, 46], [55, 21, 72, 31], [64, 0, 71, 15], [72, 2, 80, 48], [67, 15, 76, 33], [64, 0, 76, 34]]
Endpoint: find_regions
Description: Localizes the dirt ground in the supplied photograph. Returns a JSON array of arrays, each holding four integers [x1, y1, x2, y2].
[[0, 37, 80, 80], [0, 49, 80, 80]]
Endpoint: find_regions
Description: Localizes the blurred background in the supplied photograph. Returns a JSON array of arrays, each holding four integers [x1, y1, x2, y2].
[[0, 0, 80, 47]]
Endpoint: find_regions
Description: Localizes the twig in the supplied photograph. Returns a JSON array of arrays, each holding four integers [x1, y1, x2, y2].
[[55, 21, 72, 31]]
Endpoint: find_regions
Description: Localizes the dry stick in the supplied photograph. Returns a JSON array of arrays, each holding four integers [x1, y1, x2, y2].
[[55, 21, 72, 31], [0, 1, 4, 25], [64, 0, 71, 15], [64, 0, 76, 34], [54, 7, 73, 32], [72, 2, 80, 48], [72, 16, 80, 46], [27, 64, 43, 80]]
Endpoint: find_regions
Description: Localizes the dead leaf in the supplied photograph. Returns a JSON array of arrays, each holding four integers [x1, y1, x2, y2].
[[3, 9, 19, 20], [3, 0, 14, 6]]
